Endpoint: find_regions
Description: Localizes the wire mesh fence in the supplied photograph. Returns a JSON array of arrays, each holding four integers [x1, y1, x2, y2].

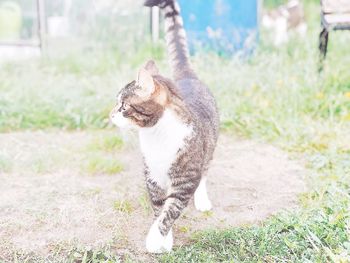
[[0, 0, 150, 58]]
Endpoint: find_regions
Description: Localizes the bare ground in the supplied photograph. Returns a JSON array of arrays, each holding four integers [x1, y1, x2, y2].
[[0, 131, 306, 261]]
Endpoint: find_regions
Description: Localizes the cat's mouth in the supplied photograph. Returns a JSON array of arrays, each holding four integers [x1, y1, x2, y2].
[[109, 108, 134, 129]]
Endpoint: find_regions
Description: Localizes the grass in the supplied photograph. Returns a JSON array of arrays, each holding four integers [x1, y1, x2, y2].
[[0, 0, 349, 262], [162, 201, 350, 262], [65, 245, 122, 263], [0, 42, 166, 132], [84, 155, 124, 175], [83, 133, 125, 175], [138, 191, 153, 215], [0, 131, 125, 176], [113, 200, 134, 214], [86, 134, 124, 152]]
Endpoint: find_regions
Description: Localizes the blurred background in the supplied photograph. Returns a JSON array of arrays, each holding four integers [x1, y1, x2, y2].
[[0, 0, 348, 132]]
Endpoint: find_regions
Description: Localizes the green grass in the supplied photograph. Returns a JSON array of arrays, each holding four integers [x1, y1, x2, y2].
[[83, 133, 125, 175], [138, 191, 153, 215], [84, 155, 124, 175], [0, 1, 349, 261], [65, 245, 122, 263], [113, 200, 134, 214], [87, 134, 124, 152], [0, 41, 166, 132], [162, 208, 350, 262]]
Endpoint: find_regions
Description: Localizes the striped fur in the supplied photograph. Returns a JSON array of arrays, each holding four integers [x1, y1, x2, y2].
[[110, 0, 219, 253], [141, 0, 219, 253], [146, 0, 196, 81]]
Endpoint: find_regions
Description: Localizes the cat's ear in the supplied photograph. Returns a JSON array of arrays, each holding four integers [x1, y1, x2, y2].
[[136, 68, 155, 97], [143, 60, 159, 76]]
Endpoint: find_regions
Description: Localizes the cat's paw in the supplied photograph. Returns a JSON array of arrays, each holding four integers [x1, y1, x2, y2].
[[194, 177, 212, 212], [146, 222, 173, 253], [194, 196, 212, 212]]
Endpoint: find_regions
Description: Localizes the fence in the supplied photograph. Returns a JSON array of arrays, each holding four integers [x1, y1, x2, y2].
[[0, 0, 149, 59]]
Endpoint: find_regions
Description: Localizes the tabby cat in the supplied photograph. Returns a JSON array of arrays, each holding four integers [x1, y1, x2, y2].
[[110, 0, 219, 253]]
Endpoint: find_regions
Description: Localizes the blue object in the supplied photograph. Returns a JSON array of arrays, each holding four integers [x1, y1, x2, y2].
[[177, 0, 258, 55]]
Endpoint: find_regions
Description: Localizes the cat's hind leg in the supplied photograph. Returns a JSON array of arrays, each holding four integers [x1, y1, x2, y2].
[[194, 176, 212, 212]]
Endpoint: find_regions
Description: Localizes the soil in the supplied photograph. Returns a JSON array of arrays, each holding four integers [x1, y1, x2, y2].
[[0, 131, 306, 261]]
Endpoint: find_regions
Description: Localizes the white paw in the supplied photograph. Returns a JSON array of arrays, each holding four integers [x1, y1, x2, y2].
[[146, 221, 173, 253], [194, 178, 212, 212], [194, 195, 212, 212]]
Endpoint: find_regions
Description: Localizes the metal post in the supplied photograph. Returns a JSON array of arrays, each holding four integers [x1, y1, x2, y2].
[[37, 0, 46, 54]]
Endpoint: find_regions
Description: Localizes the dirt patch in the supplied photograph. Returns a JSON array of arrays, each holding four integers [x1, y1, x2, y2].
[[0, 131, 305, 261]]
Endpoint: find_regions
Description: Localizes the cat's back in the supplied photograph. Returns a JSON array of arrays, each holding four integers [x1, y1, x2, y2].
[[176, 78, 219, 139]]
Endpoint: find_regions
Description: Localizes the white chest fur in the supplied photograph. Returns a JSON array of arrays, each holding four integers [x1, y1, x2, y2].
[[138, 109, 192, 189]]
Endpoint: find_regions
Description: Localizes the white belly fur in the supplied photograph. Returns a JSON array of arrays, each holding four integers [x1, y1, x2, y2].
[[139, 109, 193, 189]]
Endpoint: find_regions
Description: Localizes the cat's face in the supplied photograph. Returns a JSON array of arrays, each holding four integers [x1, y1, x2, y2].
[[110, 62, 167, 129]]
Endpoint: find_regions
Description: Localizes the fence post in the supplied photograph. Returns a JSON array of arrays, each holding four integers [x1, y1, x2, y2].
[[37, 0, 46, 54]]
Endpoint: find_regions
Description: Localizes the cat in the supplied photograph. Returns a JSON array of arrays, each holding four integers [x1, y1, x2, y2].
[[262, 0, 307, 45], [109, 0, 219, 253]]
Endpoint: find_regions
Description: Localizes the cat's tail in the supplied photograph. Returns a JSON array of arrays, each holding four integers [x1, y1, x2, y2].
[[144, 0, 196, 81]]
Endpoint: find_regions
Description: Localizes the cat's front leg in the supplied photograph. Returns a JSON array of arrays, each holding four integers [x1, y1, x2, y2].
[[145, 177, 166, 217], [146, 216, 173, 253], [146, 177, 200, 253]]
